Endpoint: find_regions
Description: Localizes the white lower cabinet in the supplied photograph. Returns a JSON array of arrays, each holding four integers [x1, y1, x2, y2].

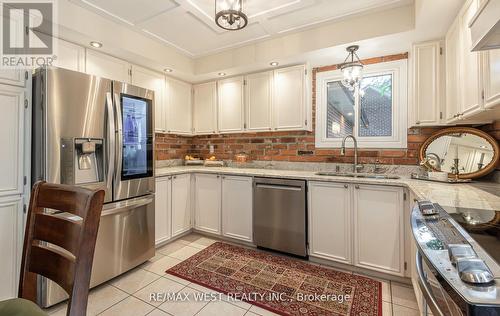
[[308, 182, 352, 264], [221, 175, 253, 242], [308, 181, 405, 276], [0, 196, 22, 300], [194, 174, 221, 234], [171, 174, 192, 237], [353, 184, 405, 276], [155, 176, 172, 245]]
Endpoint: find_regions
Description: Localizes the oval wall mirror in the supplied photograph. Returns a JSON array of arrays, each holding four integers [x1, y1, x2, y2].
[[419, 127, 500, 179]]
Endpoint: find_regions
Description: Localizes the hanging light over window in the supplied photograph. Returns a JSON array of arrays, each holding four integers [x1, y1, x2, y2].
[[215, 0, 248, 31], [340, 45, 363, 91]]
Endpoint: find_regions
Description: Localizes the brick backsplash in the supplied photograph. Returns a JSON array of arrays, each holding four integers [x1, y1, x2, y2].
[[155, 52, 500, 167]]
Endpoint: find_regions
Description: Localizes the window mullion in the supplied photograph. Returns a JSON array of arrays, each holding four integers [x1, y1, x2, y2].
[[354, 87, 360, 138]]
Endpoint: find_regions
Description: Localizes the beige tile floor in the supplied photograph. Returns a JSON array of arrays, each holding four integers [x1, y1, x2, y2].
[[44, 233, 420, 316]]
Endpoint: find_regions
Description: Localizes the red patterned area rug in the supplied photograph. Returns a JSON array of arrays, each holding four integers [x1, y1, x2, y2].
[[167, 242, 381, 316]]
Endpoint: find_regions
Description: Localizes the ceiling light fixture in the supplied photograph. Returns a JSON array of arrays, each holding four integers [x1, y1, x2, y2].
[[340, 45, 363, 92], [90, 41, 103, 48], [218, 72, 226, 76], [164, 68, 173, 73], [270, 61, 279, 66], [215, 0, 248, 31]]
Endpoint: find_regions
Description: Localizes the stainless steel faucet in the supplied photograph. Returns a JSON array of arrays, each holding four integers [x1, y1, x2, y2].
[[340, 135, 362, 173]]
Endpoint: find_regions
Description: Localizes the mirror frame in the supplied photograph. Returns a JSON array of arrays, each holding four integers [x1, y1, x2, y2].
[[419, 127, 500, 179]]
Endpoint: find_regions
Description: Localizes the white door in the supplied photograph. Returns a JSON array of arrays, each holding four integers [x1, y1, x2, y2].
[[218, 77, 244, 133], [412, 41, 442, 125], [308, 182, 352, 264], [482, 49, 500, 109], [459, 0, 482, 116], [353, 184, 404, 276], [166, 78, 192, 134], [193, 82, 217, 134], [194, 174, 221, 234], [131, 65, 166, 133], [86, 49, 130, 82], [445, 18, 461, 122], [0, 85, 24, 197], [0, 70, 25, 87], [171, 174, 192, 237], [155, 177, 171, 245], [245, 71, 273, 131], [221, 175, 252, 242], [0, 196, 23, 300], [53, 38, 85, 72], [273, 65, 306, 130]]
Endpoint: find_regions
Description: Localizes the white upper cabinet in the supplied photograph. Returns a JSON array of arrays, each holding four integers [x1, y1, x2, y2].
[[221, 175, 253, 242], [193, 82, 217, 134], [273, 65, 309, 131], [353, 185, 404, 276], [155, 177, 172, 245], [459, 0, 483, 117], [217, 77, 244, 133], [166, 78, 192, 134], [194, 174, 221, 235], [0, 196, 22, 300], [53, 38, 85, 72], [86, 49, 130, 83], [171, 174, 192, 237], [482, 48, 500, 109], [411, 41, 444, 126], [446, 18, 462, 123], [0, 84, 24, 197], [308, 182, 352, 264], [245, 71, 273, 131], [130, 65, 166, 133]]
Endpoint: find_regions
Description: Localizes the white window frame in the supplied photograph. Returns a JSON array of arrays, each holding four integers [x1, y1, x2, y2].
[[315, 59, 407, 149]]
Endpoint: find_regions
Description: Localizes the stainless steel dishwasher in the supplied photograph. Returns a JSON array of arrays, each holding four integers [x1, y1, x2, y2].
[[253, 177, 307, 257]]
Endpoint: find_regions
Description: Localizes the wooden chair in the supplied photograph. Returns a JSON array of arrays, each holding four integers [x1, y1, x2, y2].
[[0, 181, 105, 316]]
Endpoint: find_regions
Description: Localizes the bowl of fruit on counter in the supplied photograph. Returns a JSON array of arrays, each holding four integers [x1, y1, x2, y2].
[[184, 155, 204, 165], [204, 156, 224, 167]]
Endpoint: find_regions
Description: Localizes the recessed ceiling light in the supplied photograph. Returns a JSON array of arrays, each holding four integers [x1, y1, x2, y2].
[[90, 41, 103, 48], [164, 68, 173, 73], [218, 72, 226, 76], [270, 61, 279, 66]]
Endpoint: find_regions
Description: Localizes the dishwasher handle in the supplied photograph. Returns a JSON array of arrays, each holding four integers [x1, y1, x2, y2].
[[254, 183, 303, 191]]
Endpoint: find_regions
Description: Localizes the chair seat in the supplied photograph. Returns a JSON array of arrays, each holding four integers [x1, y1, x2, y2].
[[0, 298, 48, 316]]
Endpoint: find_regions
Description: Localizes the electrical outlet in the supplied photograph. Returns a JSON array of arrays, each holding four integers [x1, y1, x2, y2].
[[209, 144, 215, 154]]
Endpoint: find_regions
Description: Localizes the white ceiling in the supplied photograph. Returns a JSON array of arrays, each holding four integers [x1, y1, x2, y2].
[[69, 0, 413, 57]]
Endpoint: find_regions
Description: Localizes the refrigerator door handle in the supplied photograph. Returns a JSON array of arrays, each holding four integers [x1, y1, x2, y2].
[[101, 195, 154, 217], [114, 92, 123, 192], [105, 92, 115, 191]]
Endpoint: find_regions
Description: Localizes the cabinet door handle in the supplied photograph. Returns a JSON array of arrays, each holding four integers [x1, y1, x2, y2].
[[217, 175, 220, 178], [173, 175, 177, 179], [355, 185, 360, 189], [344, 184, 348, 188]]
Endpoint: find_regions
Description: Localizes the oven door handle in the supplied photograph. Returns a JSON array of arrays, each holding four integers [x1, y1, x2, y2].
[[416, 251, 445, 316]]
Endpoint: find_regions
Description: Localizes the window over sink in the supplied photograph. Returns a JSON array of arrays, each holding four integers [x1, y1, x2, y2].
[[316, 59, 407, 148]]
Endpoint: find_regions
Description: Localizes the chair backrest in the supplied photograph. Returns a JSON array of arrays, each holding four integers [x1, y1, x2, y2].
[[19, 181, 105, 316]]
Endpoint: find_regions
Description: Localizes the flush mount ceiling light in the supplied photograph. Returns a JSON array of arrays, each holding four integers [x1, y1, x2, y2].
[[90, 41, 102, 48], [340, 45, 363, 92], [215, 0, 248, 31], [164, 68, 173, 73], [270, 61, 279, 66], [218, 72, 226, 76]]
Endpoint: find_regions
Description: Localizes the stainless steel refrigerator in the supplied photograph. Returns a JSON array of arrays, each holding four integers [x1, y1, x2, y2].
[[31, 67, 155, 307]]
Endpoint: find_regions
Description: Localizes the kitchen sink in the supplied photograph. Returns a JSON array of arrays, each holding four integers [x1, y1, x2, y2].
[[315, 172, 400, 179]]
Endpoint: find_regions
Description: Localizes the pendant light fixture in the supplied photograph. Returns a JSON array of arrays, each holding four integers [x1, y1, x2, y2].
[[340, 45, 363, 91], [215, 0, 248, 31]]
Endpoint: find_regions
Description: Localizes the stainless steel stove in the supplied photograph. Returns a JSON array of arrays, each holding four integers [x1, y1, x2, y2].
[[411, 201, 500, 315]]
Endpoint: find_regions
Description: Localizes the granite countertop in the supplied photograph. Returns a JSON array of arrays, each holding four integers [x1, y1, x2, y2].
[[155, 166, 500, 210]]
